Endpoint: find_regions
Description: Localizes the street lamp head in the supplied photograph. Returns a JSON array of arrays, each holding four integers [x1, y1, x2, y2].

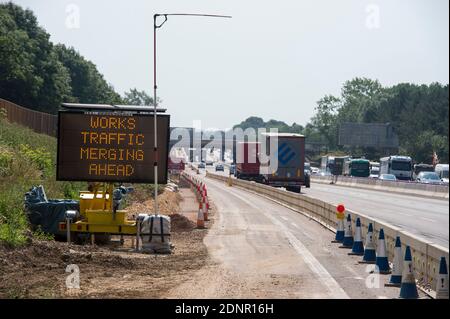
[[154, 13, 232, 28]]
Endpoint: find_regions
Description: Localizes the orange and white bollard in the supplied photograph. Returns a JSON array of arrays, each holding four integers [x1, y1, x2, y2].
[[202, 195, 209, 221], [197, 202, 205, 229]]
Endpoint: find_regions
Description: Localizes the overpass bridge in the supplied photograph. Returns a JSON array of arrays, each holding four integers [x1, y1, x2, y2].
[[169, 127, 326, 162]]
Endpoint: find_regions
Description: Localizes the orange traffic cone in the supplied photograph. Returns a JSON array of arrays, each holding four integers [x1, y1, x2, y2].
[[197, 202, 205, 229]]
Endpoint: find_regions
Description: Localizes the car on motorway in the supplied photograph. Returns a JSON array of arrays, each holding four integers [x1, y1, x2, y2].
[[413, 163, 435, 180], [215, 164, 224, 172], [198, 162, 205, 169], [369, 166, 380, 178], [378, 174, 397, 181], [205, 160, 214, 166], [310, 167, 320, 175], [435, 164, 449, 185], [319, 170, 332, 176], [304, 169, 311, 188], [416, 171, 444, 185], [304, 162, 311, 188], [229, 164, 236, 175], [369, 161, 380, 178], [304, 162, 311, 173]]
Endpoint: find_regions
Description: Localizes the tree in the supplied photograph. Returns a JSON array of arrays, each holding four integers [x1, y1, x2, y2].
[[338, 77, 384, 123], [303, 78, 449, 162], [123, 88, 156, 106], [232, 116, 303, 134], [54, 44, 123, 106], [311, 95, 341, 148], [0, 3, 123, 113]]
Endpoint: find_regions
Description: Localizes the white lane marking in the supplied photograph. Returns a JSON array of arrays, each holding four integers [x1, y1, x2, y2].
[[229, 190, 349, 299], [397, 212, 413, 217], [280, 216, 289, 221], [345, 265, 360, 278], [420, 217, 436, 223], [291, 222, 299, 229]]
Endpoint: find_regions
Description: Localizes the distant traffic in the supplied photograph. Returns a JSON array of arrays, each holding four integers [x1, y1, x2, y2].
[[317, 155, 448, 185]]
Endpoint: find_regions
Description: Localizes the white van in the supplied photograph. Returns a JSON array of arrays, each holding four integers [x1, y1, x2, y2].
[[435, 164, 449, 184], [380, 156, 413, 181]]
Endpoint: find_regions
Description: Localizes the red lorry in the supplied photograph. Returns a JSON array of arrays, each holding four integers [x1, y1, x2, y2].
[[168, 157, 185, 174], [234, 133, 308, 193], [235, 142, 261, 181]]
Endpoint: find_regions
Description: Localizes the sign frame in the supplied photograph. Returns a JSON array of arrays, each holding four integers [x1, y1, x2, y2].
[[56, 110, 170, 184]]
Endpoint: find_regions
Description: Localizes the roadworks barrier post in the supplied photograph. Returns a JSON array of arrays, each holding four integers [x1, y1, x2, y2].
[[202, 195, 209, 221], [436, 257, 449, 299], [376, 229, 391, 274], [399, 246, 419, 299], [197, 202, 205, 229], [349, 218, 364, 255], [333, 219, 345, 243], [340, 213, 354, 248], [386, 236, 403, 287], [332, 204, 345, 243], [202, 183, 207, 197], [66, 217, 71, 244], [360, 223, 376, 264]]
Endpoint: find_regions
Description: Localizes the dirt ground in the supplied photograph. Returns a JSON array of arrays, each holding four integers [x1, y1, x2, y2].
[[0, 186, 212, 299]]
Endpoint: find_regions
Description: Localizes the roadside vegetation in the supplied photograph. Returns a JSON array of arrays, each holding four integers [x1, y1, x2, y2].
[[0, 2, 155, 114], [235, 78, 449, 164], [0, 115, 85, 246]]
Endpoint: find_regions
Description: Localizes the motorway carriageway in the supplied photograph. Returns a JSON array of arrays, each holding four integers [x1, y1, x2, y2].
[[171, 171, 427, 298], [206, 166, 449, 248]]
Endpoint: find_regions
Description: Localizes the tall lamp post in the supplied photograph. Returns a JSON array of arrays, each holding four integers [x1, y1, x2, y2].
[[152, 13, 231, 215]]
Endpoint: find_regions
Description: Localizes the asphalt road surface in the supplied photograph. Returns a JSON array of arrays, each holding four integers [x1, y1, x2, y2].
[[303, 183, 449, 248], [171, 169, 428, 298], [203, 165, 449, 248]]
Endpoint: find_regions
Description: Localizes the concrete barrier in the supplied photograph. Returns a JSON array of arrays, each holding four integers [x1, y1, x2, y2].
[[311, 175, 449, 200], [206, 171, 449, 296]]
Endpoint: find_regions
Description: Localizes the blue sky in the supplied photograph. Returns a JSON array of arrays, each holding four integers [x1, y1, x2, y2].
[[7, 0, 449, 129]]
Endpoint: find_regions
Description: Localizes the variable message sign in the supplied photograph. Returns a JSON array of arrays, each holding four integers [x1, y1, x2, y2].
[[57, 112, 170, 183], [338, 122, 399, 149]]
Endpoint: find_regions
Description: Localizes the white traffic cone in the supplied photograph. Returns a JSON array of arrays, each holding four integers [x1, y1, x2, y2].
[[341, 213, 353, 248], [349, 218, 364, 255], [386, 236, 402, 287], [376, 229, 390, 274], [360, 223, 376, 264], [333, 218, 345, 243], [436, 257, 449, 299], [399, 246, 419, 299]]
